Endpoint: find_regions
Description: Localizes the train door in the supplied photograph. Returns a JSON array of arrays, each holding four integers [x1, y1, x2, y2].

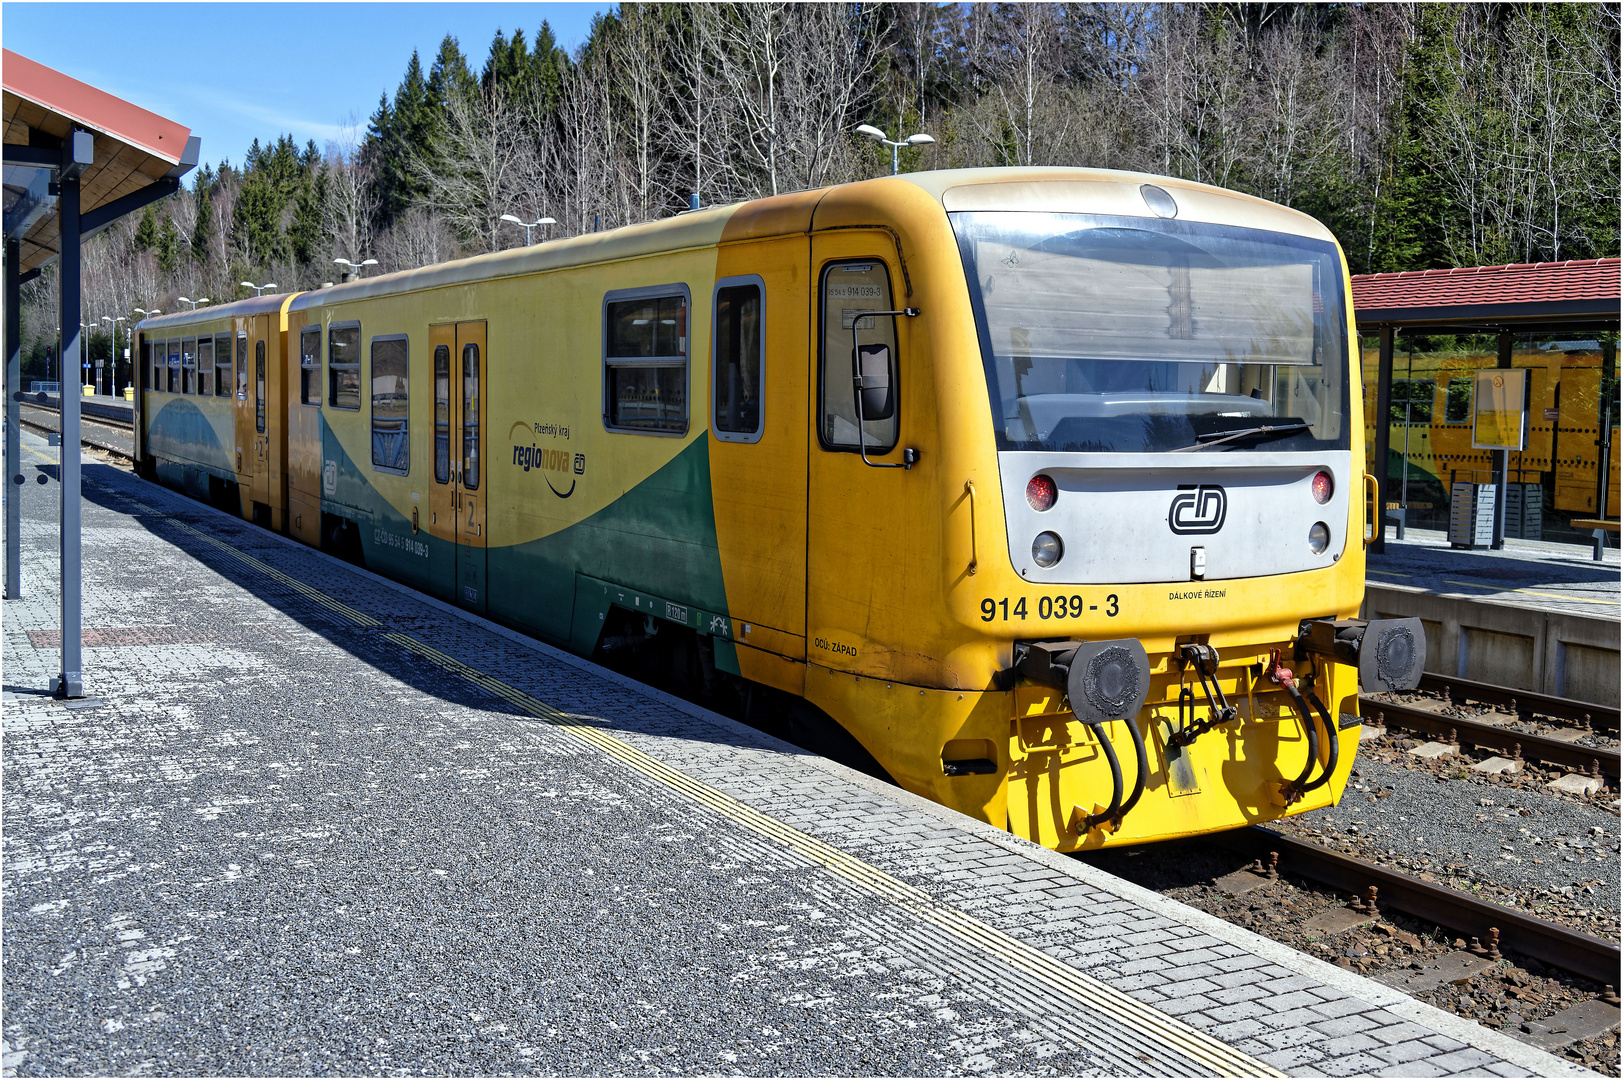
[[805, 233, 909, 677], [428, 321, 487, 611], [232, 324, 256, 521], [249, 317, 271, 519]]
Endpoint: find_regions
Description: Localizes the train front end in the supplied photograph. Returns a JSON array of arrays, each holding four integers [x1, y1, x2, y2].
[[925, 173, 1424, 850]]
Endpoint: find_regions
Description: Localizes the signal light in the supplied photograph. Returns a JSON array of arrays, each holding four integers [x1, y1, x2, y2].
[[1311, 469, 1333, 505], [1026, 474, 1057, 512]]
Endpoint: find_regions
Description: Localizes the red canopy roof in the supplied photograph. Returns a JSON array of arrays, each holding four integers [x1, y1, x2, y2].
[[1352, 258, 1620, 328]]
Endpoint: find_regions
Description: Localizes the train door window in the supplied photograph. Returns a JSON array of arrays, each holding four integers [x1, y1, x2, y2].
[[818, 260, 898, 453], [328, 322, 361, 409], [197, 335, 214, 397], [181, 336, 197, 394], [167, 339, 180, 393], [235, 332, 248, 399], [255, 340, 267, 433], [214, 334, 231, 396], [603, 286, 689, 435], [712, 277, 764, 442], [371, 335, 409, 474], [434, 344, 450, 483], [1444, 378, 1472, 423], [299, 325, 322, 406], [140, 340, 151, 390], [462, 343, 480, 489]]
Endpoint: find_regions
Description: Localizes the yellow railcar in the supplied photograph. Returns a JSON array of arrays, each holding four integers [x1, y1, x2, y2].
[[136, 168, 1424, 851]]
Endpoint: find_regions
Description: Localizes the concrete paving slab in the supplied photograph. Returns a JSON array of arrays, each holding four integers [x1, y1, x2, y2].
[[0, 428, 1604, 1079]]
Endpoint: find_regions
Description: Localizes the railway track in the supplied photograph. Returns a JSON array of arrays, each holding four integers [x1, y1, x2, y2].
[[13, 397, 133, 459], [1416, 671, 1620, 735], [1216, 826, 1621, 986], [1361, 695, 1619, 782]]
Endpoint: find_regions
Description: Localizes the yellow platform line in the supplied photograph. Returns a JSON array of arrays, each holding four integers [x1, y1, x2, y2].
[[1366, 569, 1410, 578], [383, 631, 1282, 1078], [1441, 579, 1618, 607]]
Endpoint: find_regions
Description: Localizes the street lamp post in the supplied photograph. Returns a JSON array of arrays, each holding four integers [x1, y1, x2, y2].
[[499, 214, 557, 246], [855, 124, 936, 176], [177, 296, 208, 310], [333, 258, 377, 283], [102, 316, 126, 395], [241, 281, 277, 297]]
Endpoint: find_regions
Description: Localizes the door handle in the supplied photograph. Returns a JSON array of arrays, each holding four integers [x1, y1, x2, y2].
[[1363, 472, 1378, 545], [964, 480, 979, 575]]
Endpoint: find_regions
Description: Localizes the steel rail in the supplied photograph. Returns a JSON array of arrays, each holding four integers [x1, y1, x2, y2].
[[17, 395, 133, 430], [1363, 696, 1618, 781], [1217, 827, 1621, 985], [1416, 672, 1620, 734]]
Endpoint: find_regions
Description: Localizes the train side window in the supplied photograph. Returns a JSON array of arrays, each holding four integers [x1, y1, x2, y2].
[[1444, 378, 1472, 423], [255, 341, 267, 433], [299, 325, 322, 406], [712, 277, 764, 442], [197, 335, 214, 397], [603, 285, 689, 436], [371, 335, 409, 474], [434, 345, 450, 484], [328, 322, 361, 410], [235, 332, 248, 399], [167, 339, 180, 393], [139, 340, 151, 391], [818, 260, 898, 453], [214, 334, 231, 396], [463, 343, 480, 490], [181, 336, 197, 394]]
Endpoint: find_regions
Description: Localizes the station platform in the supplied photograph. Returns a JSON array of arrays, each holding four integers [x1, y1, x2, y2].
[[1, 428, 1602, 1078], [1368, 529, 1619, 620]]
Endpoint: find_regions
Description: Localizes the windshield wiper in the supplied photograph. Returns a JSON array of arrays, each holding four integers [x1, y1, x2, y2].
[[1169, 421, 1311, 453]]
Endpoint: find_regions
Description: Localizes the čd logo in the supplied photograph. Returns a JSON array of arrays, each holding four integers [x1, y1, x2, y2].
[[1169, 484, 1227, 534]]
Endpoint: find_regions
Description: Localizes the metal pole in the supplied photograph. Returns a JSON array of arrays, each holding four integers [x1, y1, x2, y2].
[[55, 131, 90, 698], [891, 140, 900, 176], [1371, 326, 1395, 553], [1491, 331, 1512, 551], [5, 239, 21, 599]]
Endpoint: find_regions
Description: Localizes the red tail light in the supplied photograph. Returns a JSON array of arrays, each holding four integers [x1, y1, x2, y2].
[[1027, 474, 1057, 512], [1311, 470, 1333, 505]]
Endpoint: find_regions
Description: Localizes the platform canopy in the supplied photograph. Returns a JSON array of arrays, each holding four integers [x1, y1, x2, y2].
[[3, 48, 198, 276], [1353, 258, 1621, 335]]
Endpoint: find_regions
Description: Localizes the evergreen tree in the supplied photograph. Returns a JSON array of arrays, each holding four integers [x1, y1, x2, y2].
[[289, 169, 327, 267], [156, 215, 182, 274], [428, 34, 479, 112], [531, 21, 571, 116], [133, 205, 157, 252], [192, 190, 214, 266]]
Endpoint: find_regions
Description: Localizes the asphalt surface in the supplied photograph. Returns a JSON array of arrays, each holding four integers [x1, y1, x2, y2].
[[1367, 529, 1620, 619]]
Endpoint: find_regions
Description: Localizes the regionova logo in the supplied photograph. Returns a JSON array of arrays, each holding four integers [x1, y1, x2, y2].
[[1168, 483, 1227, 535], [509, 420, 584, 498]]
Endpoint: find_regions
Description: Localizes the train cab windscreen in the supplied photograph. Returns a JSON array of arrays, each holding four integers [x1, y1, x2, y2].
[[953, 212, 1349, 454]]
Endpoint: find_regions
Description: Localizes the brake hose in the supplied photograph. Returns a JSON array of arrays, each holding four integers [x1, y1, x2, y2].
[[1267, 649, 1325, 803], [1080, 715, 1150, 831]]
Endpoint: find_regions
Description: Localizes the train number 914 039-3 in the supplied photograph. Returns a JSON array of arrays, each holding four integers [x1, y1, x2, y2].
[[979, 594, 1119, 622]]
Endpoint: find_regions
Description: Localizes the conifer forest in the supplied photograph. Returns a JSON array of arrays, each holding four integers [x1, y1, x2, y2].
[[20, 2, 1621, 378]]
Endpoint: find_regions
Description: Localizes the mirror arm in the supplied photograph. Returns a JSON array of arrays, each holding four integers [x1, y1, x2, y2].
[[851, 309, 920, 470]]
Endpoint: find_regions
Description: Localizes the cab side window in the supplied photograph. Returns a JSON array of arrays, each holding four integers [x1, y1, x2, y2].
[[819, 261, 898, 453], [255, 341, 267, 433], [712, 278, 764, 443], [235, 333, 248, 399]]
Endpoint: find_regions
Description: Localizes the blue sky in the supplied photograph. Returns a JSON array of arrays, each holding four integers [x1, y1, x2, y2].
[[5, 3, 611, 176]]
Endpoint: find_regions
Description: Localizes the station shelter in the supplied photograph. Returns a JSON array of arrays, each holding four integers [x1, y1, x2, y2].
[[1353, 259, 1621, 553], [4, 48, 197, 696]]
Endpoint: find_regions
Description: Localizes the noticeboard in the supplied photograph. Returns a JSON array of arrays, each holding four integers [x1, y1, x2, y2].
[[1472, 368, 1529, 451]]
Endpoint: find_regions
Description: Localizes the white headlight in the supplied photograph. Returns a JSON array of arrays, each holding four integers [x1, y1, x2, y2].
[[1032, 532, 1063, 568], [1309, 522, 1331, 554]]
